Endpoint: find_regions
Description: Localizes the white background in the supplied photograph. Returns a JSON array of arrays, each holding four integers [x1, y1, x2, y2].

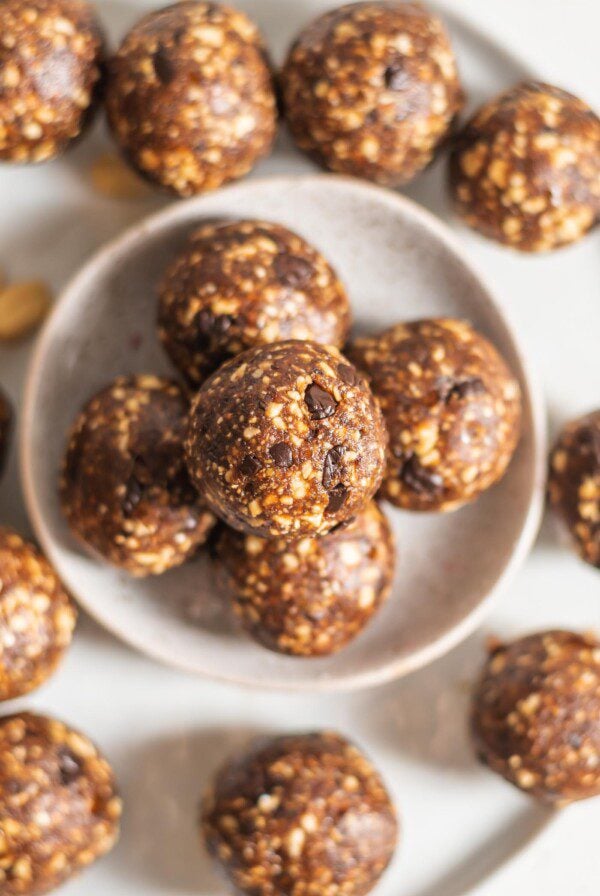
[[1, 1, 600, 894]]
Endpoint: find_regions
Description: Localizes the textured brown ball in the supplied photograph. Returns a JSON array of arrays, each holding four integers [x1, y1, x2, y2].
[[0, 0, 105, 163], [472, 631, 600, 805], [105, 1, 277, 196], [214, 501, 395, 657], [0, 387, 12, 478], [0, 528, 76, 702], [548, 410, 600, 568], [185, 341, 387, 537], [449, 81, 600, 251], [202, 731, 398, 896], [158, 219, 352, 386], [0, 712, 122, 894], [280, 1, 464, 186], [60, 375, 216, 577], [348, 319, 521, 511]]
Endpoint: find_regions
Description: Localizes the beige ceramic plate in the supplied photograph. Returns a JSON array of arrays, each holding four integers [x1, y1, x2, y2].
[[21, 174, 546, 691]]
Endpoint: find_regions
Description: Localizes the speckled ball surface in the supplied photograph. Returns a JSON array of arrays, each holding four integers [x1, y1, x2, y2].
[[158, 220, 352, 386], [0, 0, 105, 163], [449, 81, 600, 251], [348, 319, 521, 511], [105, 1, 277, 196], [0, 387, 12, 477], [0, 528, 76, 702], [202, 731, 398, 896], [60, 375, 216, 577], [548, 410, 600, 568], [0, 712, 121, 894], [214, 501, 395, 657], [185, 341, 387, 537], [472, 631, 600, 805], [280, 1, 464, 186]]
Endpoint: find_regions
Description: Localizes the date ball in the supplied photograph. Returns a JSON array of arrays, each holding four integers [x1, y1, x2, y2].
[[105, 1, 276, 196], [449, 81, 600, 251], [0, 712, 121, 893], [215, 501, 394, 657], [158, 220, 351, 386], [0, 387, 12, 478], [185, 341, 387, 537], [472, 631, 600, 805], [548, 410, 600, 568], [60, 375, 216, 577], [280, 1, 464, 186], [0, 0, 105, 163], [0, 528, 76, 702], [202, 731, 398, 896], [348, 319, 521, 511]]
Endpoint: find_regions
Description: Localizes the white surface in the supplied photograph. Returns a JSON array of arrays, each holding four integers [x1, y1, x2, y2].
[[0, 1, 599, 894], [21, 175, 545, 691]]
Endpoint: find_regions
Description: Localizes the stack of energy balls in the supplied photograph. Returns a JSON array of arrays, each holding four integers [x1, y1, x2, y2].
[[1, 0, 600, 892]]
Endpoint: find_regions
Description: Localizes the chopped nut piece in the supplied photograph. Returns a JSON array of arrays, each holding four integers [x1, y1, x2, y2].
[[0, 280, 52, 341]]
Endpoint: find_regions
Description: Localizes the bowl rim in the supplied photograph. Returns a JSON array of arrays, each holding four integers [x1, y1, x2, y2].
[[20, 172, 548, 692]]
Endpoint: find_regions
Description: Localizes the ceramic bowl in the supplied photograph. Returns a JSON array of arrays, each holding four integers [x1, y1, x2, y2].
[[21, 175, 546, 691]]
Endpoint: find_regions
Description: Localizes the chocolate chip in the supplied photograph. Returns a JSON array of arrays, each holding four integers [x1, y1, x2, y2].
[[269, 442, 293, 468], [326, 483, 348, 513], [122, 476, 143, 516], [153, 45, 176, 85], [274, 253, 313, 288], [337, 363, 357, 386], [400, 455, 444, 495], [240, 453, 262, 476], [58, 750, 81, 786], [195, 310, 233, 337], [439, 377, 486, 402], [384, 60, 410, 91], [305, 383, 337, 420], [322, 445, 345, 488]]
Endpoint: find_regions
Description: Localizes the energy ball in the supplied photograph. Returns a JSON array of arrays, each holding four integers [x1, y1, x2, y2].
[[280, 1, 464, 186], [0, 712, 121, 893], [449, 81, 600, 251], [0, 387, 12, 478], [185, 341, 387, 537], [472, 630, 600, 805], [548, 410, 600, 568], [348, 319, 521, 511], [105, 1, 277, 196], [0, 528, 76, 702], [0, 0, 105, 163], [214, 501, 395, 657], [60, 375, 216, 577], [202, 731, 398, 896], [158, 220, 352, 386]]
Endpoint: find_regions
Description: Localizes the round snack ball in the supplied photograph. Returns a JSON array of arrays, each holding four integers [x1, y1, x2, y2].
[[472, 630, 600, 805], [60, 375, 216, 577], [0, 387, 13, 478], [105, 1, 276, 196], [202, 730, 398, 896], [158, 220, 352, 386], [185, 341, 387, 537], [0, 528, 76, 702], [0, 0, 105, 163], [280, 1, 464, 186], [348, 319, 521, 512], [548, 410, 600, 568], [449, 81, 600, 251], [215, 501, 395, 657], [0, 712, 121, 893]]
